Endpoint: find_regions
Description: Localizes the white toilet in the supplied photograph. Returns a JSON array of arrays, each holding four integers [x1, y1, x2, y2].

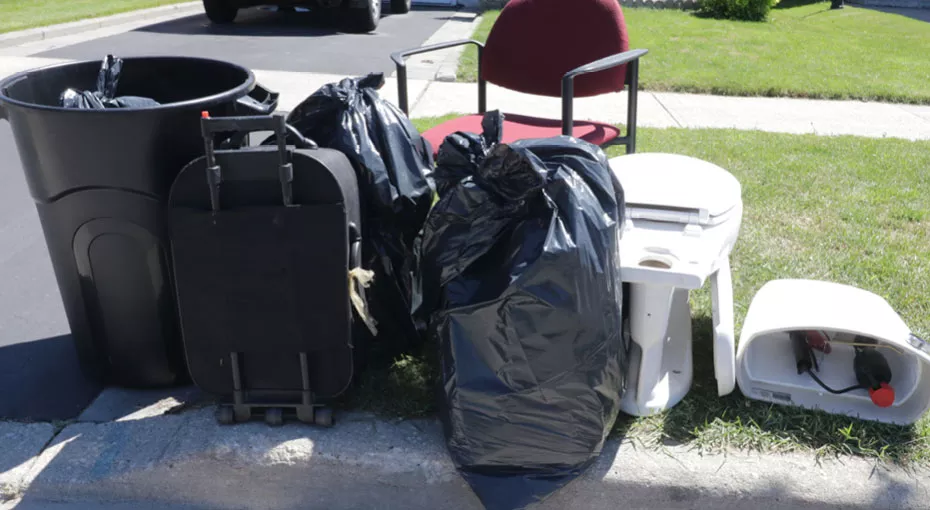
[[608, 153, 743, 416]]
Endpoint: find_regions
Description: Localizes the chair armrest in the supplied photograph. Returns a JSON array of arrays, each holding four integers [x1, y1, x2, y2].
[[561, 49, 648, 140], [391, 39, 486, 116], [562, 49, 648, 83]]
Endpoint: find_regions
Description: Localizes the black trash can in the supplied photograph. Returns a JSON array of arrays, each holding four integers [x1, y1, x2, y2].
[[0, 57, 278, 388]]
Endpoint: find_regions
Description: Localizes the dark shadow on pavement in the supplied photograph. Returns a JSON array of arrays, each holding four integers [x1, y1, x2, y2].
[[135, 8, 343, 38], [75, 385, 208, 423], [545, 438, 861, 510], [37, 5, 459, 75], [0, 334, 101, 421], [774, 0, 829, 9], [0, 124, 100, 421], [134, 5, 458, 38]]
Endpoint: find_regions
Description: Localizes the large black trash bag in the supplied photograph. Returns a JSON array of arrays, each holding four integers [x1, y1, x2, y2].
[[414, 112, 627, 510], [283, 72, 434, 350], [60, 55, 160, 109]]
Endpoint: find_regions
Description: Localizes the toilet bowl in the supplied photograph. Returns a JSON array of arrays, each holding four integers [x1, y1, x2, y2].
[[609, 153, 743, 416]]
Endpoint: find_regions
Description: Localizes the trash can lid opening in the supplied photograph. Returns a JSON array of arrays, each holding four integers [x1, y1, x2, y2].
[[0, 56, 255, 112]]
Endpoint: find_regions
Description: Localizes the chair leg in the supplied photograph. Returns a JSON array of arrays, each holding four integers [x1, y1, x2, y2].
[[396, 64, 409, 116], [478, 53, 487, 115], [625, 59, 640, 155]]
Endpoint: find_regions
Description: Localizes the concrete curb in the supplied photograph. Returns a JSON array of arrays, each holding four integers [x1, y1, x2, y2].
[[0, 2, 203, 49], [432, 12, 481, 82], [391, 9, 482, 82], [2, 400, 927, 510]]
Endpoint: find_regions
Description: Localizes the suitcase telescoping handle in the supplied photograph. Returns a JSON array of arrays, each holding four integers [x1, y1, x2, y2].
[[200, 113, 316, 212], [200, 114, 317, 149]]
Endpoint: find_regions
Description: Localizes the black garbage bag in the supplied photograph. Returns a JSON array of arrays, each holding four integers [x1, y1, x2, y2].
[[60, 55, 160, 109], [282, 72, 434, 351], [414, 112, 627, 510], [431, 110, 503, 197]]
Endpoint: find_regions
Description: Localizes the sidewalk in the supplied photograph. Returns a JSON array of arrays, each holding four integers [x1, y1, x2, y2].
[[2, 55, 928, 141], [409, 80, 930, 140], [0, 388, 926, 510]]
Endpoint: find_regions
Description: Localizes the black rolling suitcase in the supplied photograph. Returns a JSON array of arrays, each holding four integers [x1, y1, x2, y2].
[[168, 114, 363, 427]]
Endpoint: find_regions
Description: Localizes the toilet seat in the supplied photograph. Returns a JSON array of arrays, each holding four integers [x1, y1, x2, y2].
[[613, 153, 743, 290], [615, 153, 742, 231]]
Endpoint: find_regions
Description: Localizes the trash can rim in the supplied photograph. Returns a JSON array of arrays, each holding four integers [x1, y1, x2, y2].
[[0, 55, 257, 114]]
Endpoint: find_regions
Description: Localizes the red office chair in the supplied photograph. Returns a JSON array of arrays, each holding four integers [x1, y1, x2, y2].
[[391, 0, 647, 155]]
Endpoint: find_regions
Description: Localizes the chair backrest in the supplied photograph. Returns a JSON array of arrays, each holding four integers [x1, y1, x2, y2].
[[482, 0, 631, 98]]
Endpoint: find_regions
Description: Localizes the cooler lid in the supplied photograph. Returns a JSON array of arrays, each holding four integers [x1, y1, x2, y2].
[[610, 153, 742, 224]]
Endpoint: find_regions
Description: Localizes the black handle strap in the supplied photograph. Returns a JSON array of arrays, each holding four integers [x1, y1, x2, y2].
[[201, 114, 309, 211]]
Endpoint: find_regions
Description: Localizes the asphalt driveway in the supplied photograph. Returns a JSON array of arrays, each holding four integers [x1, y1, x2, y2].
[[37, 6, 453, 75], [0, 122, 100, 421]]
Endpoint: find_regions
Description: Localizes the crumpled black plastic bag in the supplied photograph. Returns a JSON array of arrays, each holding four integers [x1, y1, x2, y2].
[[60, 55, 160, 109], [284, 72, 434, 350], [414, 111, 627, 510], [431, 110, 503, 197]]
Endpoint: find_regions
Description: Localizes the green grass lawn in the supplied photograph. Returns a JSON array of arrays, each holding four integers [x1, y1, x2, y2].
[[459, 3, 930, 104], [0, 0, 191, 33], [342, 119, 930, 465]]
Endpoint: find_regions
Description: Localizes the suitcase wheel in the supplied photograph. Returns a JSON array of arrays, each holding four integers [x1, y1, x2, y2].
[[235, 406, 252, 423], [216, 406, 235, 425], [314, 407, 334, 428], [265, 407, 284, 427], [297, 406, 315, 424], [215, 404, 331, 427]]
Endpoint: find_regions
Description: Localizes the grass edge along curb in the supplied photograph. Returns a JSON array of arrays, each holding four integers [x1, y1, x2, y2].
[[0, 0, 195, 34]]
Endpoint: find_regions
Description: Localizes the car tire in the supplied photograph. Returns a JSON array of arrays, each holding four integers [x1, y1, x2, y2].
[[345, 0, 380, 32], [203, 0, 238, 24], [391, 0, 411, 14]]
